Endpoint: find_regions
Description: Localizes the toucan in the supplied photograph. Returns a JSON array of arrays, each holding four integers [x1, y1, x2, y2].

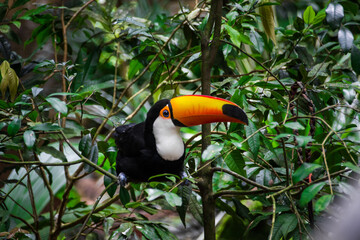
[[114, 95, 248, 186]]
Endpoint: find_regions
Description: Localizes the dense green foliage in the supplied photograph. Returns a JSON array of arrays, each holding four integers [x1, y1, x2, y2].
[[0, 0, 360, 239]]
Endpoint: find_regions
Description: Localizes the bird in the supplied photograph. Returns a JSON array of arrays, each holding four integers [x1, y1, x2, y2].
[[114, 95, 248, 186]]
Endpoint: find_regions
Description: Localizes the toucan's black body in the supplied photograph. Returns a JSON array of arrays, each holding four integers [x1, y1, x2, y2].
[[114, 96, 248, 186], [114, 122, 185, 183], [114, 99, 185, 184]]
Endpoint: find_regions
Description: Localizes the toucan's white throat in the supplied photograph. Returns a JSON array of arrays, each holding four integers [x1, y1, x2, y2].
[[153, 116, 184, 161]]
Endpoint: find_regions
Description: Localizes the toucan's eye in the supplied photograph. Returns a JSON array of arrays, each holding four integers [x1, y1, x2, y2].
[[163, 109, 169, 117], [160, 105, 171, 119]]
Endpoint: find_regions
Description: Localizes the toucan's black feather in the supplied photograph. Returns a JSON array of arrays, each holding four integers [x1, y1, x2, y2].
[[114, 100, 185, 184]]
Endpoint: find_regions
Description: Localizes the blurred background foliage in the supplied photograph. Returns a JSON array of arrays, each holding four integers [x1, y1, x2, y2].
[[0, 0, 359, 239]]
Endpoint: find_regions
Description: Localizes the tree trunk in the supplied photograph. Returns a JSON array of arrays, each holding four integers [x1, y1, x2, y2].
[[199, 0, 223, 239]]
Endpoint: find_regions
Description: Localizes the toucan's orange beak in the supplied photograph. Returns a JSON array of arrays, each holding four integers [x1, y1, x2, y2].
[[169, 95, 248, 127]]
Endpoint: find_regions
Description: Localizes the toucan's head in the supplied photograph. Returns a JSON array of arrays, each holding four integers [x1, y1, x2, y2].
[[145, 95, 248, 161]]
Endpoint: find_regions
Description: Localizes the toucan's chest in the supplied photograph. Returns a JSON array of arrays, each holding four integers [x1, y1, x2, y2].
[[152, 116, 185, 161]]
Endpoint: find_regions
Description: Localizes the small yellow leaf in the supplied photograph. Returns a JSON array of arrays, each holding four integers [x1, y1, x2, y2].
[[0, 60, 19, 101], [0, 61, 10, 99], [259, 0, 277, 45], [7, 68, 19, 101], [0, 60, 10, 78]]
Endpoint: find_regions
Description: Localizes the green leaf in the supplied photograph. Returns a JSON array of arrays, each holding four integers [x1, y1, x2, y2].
[[224, 25, 251, 47], [300, 182, 326, 207], [23, 130, 36, 148], [88, 144, 99, 164], [146, 188, 166, 201], [313, 9, 326, 25], [119, 186, 130, 206], [176, 184, 192, 227], [284, 122, 305, 130], [326, 3, 344, 30], [351, 45, 360, 75], [104, 168, 117, 198], [224, 150, 246, 176], [104, 217, 114, 238], [30, 123, 62, 131], [163, 192, 182, 207], [295, 135, 313, 148], [46, 97, 68, 114], [338, 27, 354, 52], [7, 118, 21, 137], [294, 17, 305, 31], [303, 6, 315, 24], [38, 146, 67, 162], [202, 144, 224, 161], [138, 224, 160, 240], [340, 162, 360, 173], [150, 63, 164, 92], [292, 163, 322, 183], [31, 87, 43, 97], [273, 213, 297, 240], [315, 194, 332, 212], [245, 120, 260, 159], [11, 0, 31, 9], [79, 134, 92, 157], [249, 31, 264, 53], [145, 188, 182, 207], [189, 194, 203, 225]]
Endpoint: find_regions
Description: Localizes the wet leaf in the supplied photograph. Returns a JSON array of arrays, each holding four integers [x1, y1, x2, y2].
[[338, 27, 354, 52], [202, 144, 224, 161], [46, 97, 68, 114], [24, 130, 36, 148], [326, 3, 344, 29]]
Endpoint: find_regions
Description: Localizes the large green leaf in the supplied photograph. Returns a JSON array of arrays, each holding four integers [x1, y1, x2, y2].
[[224, 150, 246, 176], [150, 62, 164, 92], [272, 213, 297, 240], [300, 182, 326, 207], [245, 120, 260, 159], [315, 194, 332, 212], [292, 163, 322, 184], [176, 184, 192, 227]]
